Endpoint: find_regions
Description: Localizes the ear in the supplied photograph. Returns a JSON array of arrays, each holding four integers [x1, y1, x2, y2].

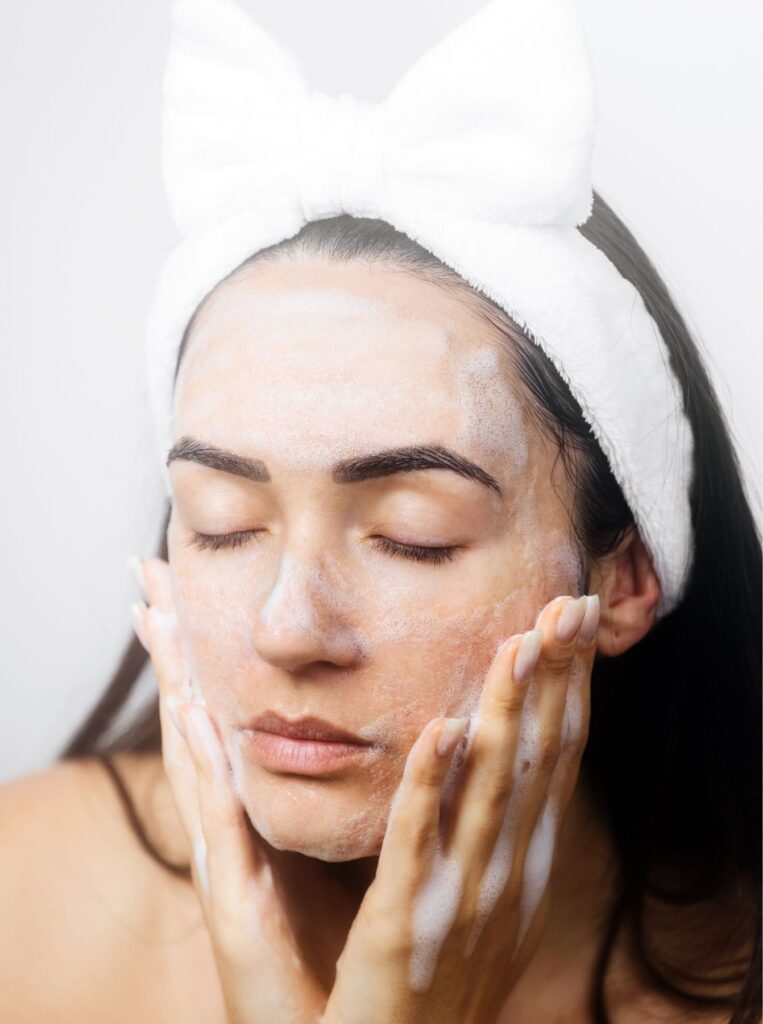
[[588, 527, 661, 657]]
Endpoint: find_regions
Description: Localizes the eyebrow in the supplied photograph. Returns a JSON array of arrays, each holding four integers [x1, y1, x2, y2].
[[166, 436, 503, 497]]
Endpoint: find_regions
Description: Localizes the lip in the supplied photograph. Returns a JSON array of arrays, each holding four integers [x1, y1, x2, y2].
[[240, 712, 374, 776]]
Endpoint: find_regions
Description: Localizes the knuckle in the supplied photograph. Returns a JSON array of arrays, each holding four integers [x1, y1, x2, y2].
[[409, 762, 444, 792], [473, 718, 511, 756], [210, 909, 248, 962], [487, 688, 527, 717], [538, 736, 561, 772], [562, 725, 589, 762], [360, 892, 411, 959], [539, 648, 573, 677], [483, 764, 515, 812], [216, 928, 259, 975], [408, 820, 440, 861], [496, 872, 522, 914], [469, 807, 507, 853]]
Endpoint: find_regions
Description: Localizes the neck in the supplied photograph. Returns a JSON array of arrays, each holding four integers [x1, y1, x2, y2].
[[261, 770, 620, 992], [153, 755, 620, 994]]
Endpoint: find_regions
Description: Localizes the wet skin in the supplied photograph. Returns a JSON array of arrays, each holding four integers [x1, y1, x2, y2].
[[167, 256, 587, 865]]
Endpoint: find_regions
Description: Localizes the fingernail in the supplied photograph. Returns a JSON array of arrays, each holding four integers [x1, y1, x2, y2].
[[131, 600, 149, 650], [578, 594, 601, 645], [496, 634, 521, 661], [555, 596, 588, 644], [533, 594, 569, 629], [514, 629, 543, 683], [127, 556, 148, 599], [436, 717, 469, 757]]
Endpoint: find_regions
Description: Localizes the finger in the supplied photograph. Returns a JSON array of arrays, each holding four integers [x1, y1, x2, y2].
[[519, 594, 589, 790], [139, 602, 200, 839], [127, 554, 149, 603], [496, 595, 590, 874], [128, 554, 192, 705], [179, 700, 263, 938], [178, 702, 326, 1024], [142, 556, 174, 611], [505, 596, 600, 955], [446, 595, 589, 951], [540, 594, 599, 816], [445, 631, 537, 868], [372, 716, 469, 912]]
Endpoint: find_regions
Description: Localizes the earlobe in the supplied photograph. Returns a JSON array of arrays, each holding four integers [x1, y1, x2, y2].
[[593, 528, 662, 657]]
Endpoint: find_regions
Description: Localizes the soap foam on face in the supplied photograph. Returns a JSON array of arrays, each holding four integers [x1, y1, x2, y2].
[[181, 509, 581, 865], [170, 273, 586, 870]]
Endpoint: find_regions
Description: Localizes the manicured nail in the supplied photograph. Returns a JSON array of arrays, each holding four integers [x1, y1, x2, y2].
[[127, 556, 148, 599], [514, 629, 543, 683], [131, 600, 149, 650], [436, 717, 469, 757], [578, 594, 601, 645], [555, 595, 588, 644], [534, 595, 569, 629]]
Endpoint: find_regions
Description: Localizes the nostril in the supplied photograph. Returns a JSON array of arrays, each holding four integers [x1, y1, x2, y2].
[[252, 621, 364, 674], [252, 552, 364, 668]]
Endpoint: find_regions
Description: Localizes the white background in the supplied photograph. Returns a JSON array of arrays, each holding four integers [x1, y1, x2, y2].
[[1, 0, 760, 782]]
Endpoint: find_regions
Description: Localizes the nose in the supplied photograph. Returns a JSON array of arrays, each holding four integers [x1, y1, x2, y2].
[[251, 549, 362, 672]]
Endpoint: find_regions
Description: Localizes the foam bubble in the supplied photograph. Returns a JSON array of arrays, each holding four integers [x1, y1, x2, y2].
[[193, 831, 210, 898], [409, 845, 463, 992], [464, 699, 542, 954], [514, 797, 557, 952], [452, 345, 529, 469]]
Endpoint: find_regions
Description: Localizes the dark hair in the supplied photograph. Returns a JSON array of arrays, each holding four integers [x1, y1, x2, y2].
[[61, 194, 761, 1022]]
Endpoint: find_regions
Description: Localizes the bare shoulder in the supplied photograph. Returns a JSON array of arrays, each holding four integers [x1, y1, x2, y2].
[[0, 754, 212, 1023], [0, 752, 178, 884]]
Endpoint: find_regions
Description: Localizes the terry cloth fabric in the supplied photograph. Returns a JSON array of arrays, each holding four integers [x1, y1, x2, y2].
[[146, 0, 694, 616]]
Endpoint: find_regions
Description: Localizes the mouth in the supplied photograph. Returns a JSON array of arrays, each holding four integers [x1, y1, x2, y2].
[[240, 712, 374, 776]]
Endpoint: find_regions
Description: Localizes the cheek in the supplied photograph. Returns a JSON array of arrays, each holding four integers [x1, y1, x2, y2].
[[169, 554, 253, 702], [164, 519, 583, 862], [167, 492, 583, 724]]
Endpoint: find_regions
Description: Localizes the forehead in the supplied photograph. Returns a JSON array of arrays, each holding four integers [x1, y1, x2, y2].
[[173, 259, 529, 474]]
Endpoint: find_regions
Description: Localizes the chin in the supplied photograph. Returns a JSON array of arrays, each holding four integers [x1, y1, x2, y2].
[[244, 796, 386, 862], [228, 745, 390, 862], [256, 824, 383, 862]]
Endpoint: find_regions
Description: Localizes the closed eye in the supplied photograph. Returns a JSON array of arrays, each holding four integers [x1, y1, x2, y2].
[[186, 530, 460, 565], [371, 536, 459, 565], [187, 529, 261, 553]]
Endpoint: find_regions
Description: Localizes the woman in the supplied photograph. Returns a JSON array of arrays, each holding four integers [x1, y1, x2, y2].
[[1, 0, 759, 1022]]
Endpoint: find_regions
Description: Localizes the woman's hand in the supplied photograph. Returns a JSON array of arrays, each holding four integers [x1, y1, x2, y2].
[[130, 557, 327, 1024], [130, 556, 598, 1024], [322, 591, 599, 1024]]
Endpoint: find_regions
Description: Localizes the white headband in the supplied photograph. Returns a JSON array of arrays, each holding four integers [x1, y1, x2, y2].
[[146, 0, 694, 616]]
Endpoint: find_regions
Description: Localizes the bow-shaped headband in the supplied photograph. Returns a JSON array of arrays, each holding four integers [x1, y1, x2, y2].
[[164, 0, 595, 234], [146, 0, 694, 614]]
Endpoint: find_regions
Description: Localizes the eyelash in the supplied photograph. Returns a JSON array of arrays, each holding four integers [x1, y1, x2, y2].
[[189, 530, 259, 553], [372, 536, 459, 565], [187, 530, 459, 565]]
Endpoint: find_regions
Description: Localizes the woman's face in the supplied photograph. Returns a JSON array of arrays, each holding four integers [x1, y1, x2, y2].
[[168, 257, 584, 861]]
